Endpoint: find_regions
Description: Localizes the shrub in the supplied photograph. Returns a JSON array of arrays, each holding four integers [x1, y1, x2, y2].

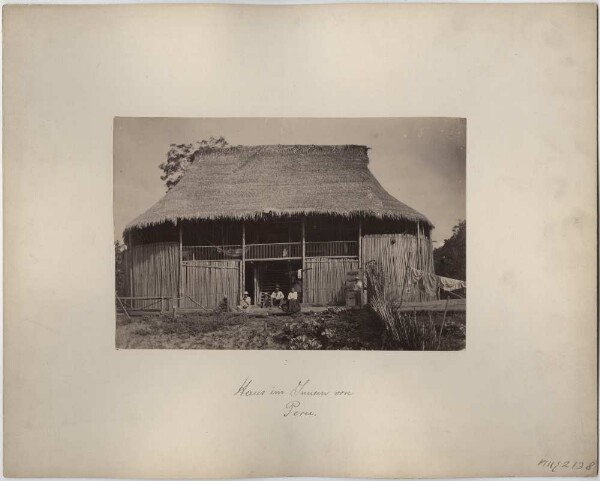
[[365, 262, 448, 350], [133, 327, 153, 336], [276, 315, 338, 350]]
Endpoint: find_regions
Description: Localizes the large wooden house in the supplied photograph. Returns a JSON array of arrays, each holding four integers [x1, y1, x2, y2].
[[122, 145, 436, 308]]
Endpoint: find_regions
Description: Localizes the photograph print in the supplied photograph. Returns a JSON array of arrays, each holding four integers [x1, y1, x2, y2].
[[114, 118, 466, 351]]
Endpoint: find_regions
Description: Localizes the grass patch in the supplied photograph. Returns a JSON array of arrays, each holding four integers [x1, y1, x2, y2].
[[116, 308, 465, 350]]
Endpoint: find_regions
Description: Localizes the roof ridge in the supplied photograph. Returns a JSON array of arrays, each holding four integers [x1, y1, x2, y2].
[[194, 144, 369, 155]]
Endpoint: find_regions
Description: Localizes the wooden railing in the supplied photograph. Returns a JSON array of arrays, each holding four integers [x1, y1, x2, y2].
[[246, 242, 301, 260], [306, 241, 358, 258], [116, 296, 168, 312], [182, 241, 358, 261], [182, 245, 244, 261]]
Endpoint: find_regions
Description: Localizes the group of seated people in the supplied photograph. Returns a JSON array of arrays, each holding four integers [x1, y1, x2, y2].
[[269, 285, 299, 308], [238, 284, 301, 313]]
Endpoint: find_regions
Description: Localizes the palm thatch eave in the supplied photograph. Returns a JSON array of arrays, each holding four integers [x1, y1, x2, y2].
[[124, 208, 433, 237]]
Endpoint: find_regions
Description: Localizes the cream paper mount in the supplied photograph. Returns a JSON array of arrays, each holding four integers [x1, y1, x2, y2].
[[3, 4, 597, 478]]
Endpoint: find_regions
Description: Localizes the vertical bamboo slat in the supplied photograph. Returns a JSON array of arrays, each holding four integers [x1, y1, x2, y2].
[[132, 242, 240, 308], [122, 247, 131, 297], [304, 258, 359, 305], [301, 218, 306, 277], [362, 233, 436, 302], [180, 260, 240, 309], [128, 232, 134, 298], [241, 222, 245, 302], [130, 242, 180, 308], [179, 222, 183, 306]]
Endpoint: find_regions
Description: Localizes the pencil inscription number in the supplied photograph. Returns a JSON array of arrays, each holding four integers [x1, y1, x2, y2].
[[538, 459, 596, 472]]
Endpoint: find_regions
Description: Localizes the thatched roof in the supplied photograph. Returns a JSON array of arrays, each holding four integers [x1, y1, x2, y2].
[[125, 145, 433, 234]]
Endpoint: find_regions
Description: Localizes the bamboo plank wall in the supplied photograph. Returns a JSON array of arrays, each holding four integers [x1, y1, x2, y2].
[[362, 233, 436, 302], [304, 258, 359, 305], [181, 260, 240, 309], [122, 247, 131, 296], [127, 242, 180, 306]]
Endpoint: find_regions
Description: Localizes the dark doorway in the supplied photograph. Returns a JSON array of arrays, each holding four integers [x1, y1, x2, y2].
[[246, 260, 302, 305], [244, 262, 255, 304]]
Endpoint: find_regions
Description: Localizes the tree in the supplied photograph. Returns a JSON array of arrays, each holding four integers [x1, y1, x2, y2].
[[159, 136, 229, 190], [433, 220, 466, 281], [115, 240, 126, 296]]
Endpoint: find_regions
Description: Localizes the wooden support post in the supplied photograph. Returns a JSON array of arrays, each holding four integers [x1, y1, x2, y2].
[[358, 218, 364, 307], [179, 221, 183, 308], [253, 264, 258, 306], [358, 218, 362, 268], [301, 217, 306, 302], [241, 221, 246, 302]]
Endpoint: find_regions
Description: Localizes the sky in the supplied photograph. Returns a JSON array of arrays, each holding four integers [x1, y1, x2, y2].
[[114, 118, 465, 246]]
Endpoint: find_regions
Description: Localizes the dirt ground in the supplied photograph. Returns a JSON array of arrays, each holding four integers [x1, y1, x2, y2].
[[116, 307, 466, 350]]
